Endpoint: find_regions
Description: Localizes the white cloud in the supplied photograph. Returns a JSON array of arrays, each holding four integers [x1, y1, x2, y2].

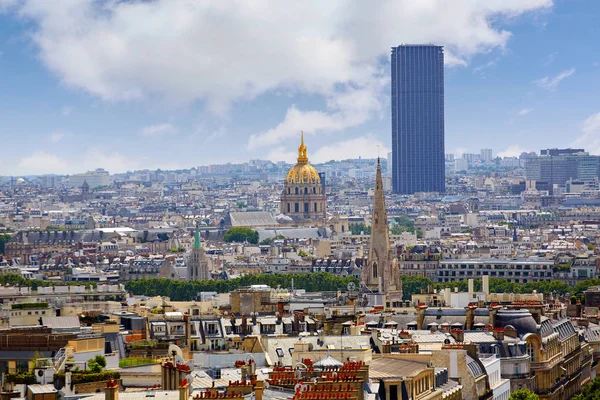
[[266, 146, 297, 164], [61, 106, 73, 116], [15, 151, 70, 175], [573, 112, 600, 154], [139, 123, 178, 137], [498, 144, 528, 158], [473, 59, 498, 75], [7, 150, 146, 176], [49, 131, 67, 142], [516, 108, 534, 116], [2, 0, 551, 111], [78, 150, 144, 173], [534, 68, 575, 90], [248, 78, 386, 150], [453, 147, 469, 157], [543, 51, 558, 66], [311, 135, 390, 163], [0, 0, 552, 155]]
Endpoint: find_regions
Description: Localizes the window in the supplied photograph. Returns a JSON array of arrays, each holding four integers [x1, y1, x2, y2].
[[287, 203, 290, 213], [304, 203, 309, 213], [527, 342, 536, 362], [206, 323, 218, 335], [314, 203, 317, 212], [313, 187, 316, 193], [295, 203, 299, 213], [304, 187, 308, 194], [16, 360, 29, 373], [295, 187, 299, 194]]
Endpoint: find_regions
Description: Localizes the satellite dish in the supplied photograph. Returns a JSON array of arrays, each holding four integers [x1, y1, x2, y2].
[[347, 282, 356, 292]]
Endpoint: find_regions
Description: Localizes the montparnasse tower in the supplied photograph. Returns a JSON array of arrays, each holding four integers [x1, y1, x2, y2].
[[280, 132, 326, 221]]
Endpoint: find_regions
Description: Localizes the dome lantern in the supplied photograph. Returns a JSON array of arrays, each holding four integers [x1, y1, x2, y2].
[[285, 132, 320, 184]]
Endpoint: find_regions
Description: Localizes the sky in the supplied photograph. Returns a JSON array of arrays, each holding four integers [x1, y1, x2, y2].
[[0, 0, 599, 176]]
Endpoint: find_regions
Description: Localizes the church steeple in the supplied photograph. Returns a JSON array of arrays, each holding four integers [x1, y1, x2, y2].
[[194, 224, 201, 250], [362, 157, 399, 295]]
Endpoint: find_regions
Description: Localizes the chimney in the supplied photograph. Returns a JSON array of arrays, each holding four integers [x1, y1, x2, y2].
[[183, 314, 190, 345], [293, 313, 299, 332], [381, 342, 391, 354], [178, 379, 189, 400], [254, 381, 264, 400], [465, 305, 477, 331], [482, 276, 489, 295], [105, 380, 119, 400], [450, 329, 464, 343], [241, 315, 248, 335], [415, 304, 428, 330], [493, 328, 504, 341], [488, 305, 501, 328], [504, 326, 518, 339], [468, 279, 474, 297], [241, 365, 248, 382]]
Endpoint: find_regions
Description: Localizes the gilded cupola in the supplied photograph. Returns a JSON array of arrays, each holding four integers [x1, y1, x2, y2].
[[285, 132, 321, 184]]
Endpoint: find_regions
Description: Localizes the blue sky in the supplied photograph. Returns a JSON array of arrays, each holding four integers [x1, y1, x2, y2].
[[0, 0, 599, 175]]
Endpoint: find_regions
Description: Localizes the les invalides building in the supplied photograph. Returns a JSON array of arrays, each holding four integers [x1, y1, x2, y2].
[[280, 133, 326, 222]]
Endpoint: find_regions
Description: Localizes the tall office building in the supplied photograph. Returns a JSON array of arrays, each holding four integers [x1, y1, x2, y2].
[[525, 148, 600, 185], [481, 148, 493, 162], [391, 45, 445, 194]]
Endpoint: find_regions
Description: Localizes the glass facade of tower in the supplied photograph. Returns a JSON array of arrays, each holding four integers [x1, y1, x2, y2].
[[391, 45, 445, 194]]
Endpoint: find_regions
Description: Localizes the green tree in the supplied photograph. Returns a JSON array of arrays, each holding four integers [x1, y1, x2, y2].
[[401, 276, 433, 301], [87, 355, 106, 373], [0, 233, 12, 255], [573, 376, 600, 400], [508, 389, 539, 400], [125, 272, 359, 301], [223, 227, 259, 244], [349, 223, 371, 235], [394, 215, 414, 229]]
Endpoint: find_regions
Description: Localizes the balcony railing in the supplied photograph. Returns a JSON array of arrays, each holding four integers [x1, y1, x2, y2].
[[531, 352, 562, 371], [502, 372, 534, 380], [538, 377, 568, 395]]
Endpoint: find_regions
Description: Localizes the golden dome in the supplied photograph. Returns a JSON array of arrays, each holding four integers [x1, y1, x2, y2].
[[285, 132, 321, 184]]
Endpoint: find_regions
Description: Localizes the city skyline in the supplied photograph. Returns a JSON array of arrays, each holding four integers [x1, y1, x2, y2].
[[1, 1, 599, 175]]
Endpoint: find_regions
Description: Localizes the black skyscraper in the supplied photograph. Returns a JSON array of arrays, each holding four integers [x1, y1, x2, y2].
[[391, 45, 445, 194]]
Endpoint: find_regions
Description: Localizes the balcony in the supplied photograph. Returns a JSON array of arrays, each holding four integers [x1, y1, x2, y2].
[[531, 352, 562, 371], [538, 376, 568, 395], [502, 372, 534, 380]]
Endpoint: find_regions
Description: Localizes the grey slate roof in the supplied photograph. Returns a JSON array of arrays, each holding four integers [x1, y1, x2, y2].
[[225, 212, 278, 227]]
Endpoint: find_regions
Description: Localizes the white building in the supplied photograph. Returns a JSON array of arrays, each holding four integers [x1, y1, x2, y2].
[[481, 355, 511, 400], [68, 168, 111, 188], [481, 148, 494, 162]]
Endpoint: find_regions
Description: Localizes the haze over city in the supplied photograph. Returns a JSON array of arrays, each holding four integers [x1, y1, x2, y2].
[[1, 0, 599, 175]]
